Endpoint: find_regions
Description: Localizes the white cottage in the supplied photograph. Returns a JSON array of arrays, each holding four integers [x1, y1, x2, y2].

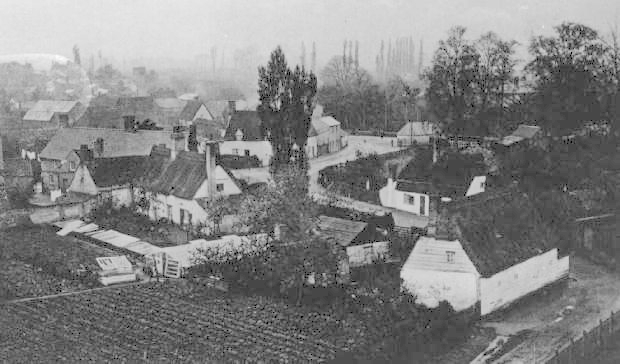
[[148, 144, 242, 226], [220, 110, 273, 166], [379, 151, 487, 216], [400, 187, 570, 316]]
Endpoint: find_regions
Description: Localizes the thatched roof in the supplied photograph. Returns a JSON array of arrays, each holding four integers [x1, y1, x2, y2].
[[436, 185, 557, 277]]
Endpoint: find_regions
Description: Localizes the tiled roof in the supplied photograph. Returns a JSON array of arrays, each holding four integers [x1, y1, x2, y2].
[[225, 111, 264, 141], [75, 96, 123, 129], [316, 215, 368, 247], [86, 150, 169, 188], [436, 185, 556, 277], [179, 100, 211, 121], [151, 151, 208, 199], [116, 96, 155, 115], [39, 128, 175, 160], [204, 100, 230, 120], [23, 100, 78, 121]]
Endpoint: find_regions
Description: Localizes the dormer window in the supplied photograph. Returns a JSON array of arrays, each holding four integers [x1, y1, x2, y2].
[[235, 129, 244, 141]]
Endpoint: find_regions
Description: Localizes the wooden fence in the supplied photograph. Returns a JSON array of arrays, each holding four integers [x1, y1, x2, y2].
[[546, 310, 620, 363]]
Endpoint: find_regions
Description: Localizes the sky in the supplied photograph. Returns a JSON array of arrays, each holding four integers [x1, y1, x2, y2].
[[0, 0, 618, 73]]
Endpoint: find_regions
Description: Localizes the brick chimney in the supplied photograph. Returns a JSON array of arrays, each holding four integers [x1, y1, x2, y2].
[[426, 196, 439, 236], [77, 144, 93, 162], [204, 141, 218, 200], [228, 100, 236, 114], [170, 126, 186, 160]]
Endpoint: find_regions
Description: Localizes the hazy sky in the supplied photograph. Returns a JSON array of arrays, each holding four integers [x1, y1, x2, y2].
[[1, 0, 618, 72]]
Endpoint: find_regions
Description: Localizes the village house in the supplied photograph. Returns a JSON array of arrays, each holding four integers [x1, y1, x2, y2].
[[147, 143, 242, 227], [396, 121, 435, 146], [22, 100, 83, 130], [305, 106, 348, 159], [67, 145, 170, 207], [379, 150, 488, 217], [400, 186, 570, 316], [315, 215, 389, 270], [38, 128, 180, 192], [220, 107, 273, 167]]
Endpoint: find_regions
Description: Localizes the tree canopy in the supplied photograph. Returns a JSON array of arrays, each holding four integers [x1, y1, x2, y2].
[[257, 47, 317, 169]]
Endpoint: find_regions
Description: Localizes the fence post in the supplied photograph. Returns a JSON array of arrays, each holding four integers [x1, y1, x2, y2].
[[600, 319, 604, 349], [583, 330, 588, 359]]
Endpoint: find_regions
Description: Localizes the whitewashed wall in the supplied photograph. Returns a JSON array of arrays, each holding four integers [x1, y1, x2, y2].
[[401, 269, 479, 311], [305, 136, 318, 159], [400, 237, 480, 311], [219, 140, 273, 167], [379, 179, 429, 216], [68, 165, 98, 195], [479, 248, 570, 315]]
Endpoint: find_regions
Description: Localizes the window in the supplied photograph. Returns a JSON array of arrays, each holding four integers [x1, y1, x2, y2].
[[419, 195, 426, 215], [179, 209, 185, 225], [404, 194, 416, 205], [446, 251, 455, 263], [167, 205, 173, 221], [244, 149, 250, 157], [58, 114, 69, 125], [187, 211, 192, 226], [216, 183, 224, 192], [232, 148, 239, 155], [69, 161, 77, 171], [54, 160, 61, 169]]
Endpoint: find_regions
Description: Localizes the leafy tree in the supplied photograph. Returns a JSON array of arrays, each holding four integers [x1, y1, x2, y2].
[[527, 22, 610, 133], [424, 26, 480, 129], [258, 47, 317, 169], [319, 56, 386, 130], [475, 32, 518, 122], [196, 164, 340, 303]]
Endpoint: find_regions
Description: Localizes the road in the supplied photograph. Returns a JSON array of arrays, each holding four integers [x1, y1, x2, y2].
[[307, 135, 402, 194], [485, 257, 620, 363]]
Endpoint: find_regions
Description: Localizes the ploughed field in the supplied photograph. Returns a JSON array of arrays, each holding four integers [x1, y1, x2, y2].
[[0, 225, 118, 300], [0, 282, 367, 363]]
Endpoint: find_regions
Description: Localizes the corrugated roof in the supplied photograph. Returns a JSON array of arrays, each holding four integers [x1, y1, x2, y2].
[[316, 215, 368, 247], [225, 111, 264, 141], [151, 151, 208, 199], [22, 110, 55, 122], [436, 186, 556, 277], [40, 128, 175, 160]]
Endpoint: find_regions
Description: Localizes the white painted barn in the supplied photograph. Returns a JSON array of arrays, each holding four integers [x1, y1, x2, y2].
[[400, 187, 570, 316]]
